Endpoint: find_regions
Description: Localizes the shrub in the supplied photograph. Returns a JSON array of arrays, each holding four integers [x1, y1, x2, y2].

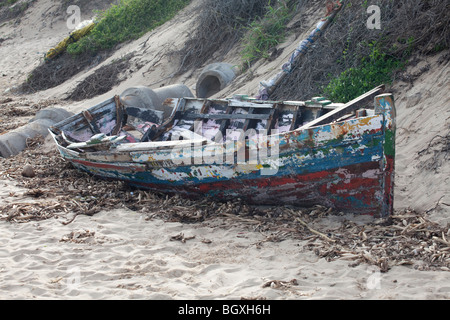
[[240, 0, 294, 70], [270, 0, 448, 102], [173, 0, 273, 74], [0, 0, 19, 7], [67, 0, 191, 55], [323, 42, 405, 103]]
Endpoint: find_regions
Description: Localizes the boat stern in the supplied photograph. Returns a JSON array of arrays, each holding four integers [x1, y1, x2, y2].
[[374, 93, 396, 217]]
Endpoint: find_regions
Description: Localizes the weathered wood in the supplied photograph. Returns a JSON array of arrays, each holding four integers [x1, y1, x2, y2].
[[297, 85, 385, 130], [183, 113, 271, 121], [283, 100, 344, 110], [228, 100, 275, 109], [215, 105, 233, 141], [125, 107, 164, 125], [67, 135, 126, 150], [289, 105, 301, 131], [375, 93, 396, 218], [50, 86, 396, 217], [242, 107, 255, 132], [111, 95, 124, 136], [82, 110, 101, 134], [116, 139, 208, 152]]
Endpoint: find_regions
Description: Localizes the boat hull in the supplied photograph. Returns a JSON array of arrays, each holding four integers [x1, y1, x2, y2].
[[54, 94, 395, 217]]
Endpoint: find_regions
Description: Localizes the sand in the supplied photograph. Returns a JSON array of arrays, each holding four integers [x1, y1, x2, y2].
[[0, 0, 449, 300], [1, 203, 449, 300]]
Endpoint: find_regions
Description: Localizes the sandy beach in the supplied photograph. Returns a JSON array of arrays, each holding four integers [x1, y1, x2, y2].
[[1, 202, 450, 300], [0, 135, 448, 300], [0, 0, 449, 300]]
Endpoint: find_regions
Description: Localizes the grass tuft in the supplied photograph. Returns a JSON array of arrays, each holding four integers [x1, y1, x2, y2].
[[67, 0, 191, 55]]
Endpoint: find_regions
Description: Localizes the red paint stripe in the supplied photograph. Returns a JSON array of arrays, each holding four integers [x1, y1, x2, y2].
[[383, 155, 395, 213], [118, 159, 390, 216], [133, 162, 381, 194], [72, 159, 145, 172], [325, 177, 380, 193]]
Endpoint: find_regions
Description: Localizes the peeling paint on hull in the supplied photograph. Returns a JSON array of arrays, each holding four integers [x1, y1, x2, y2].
[[128, 161, 386, 214], [60, 124, 392, 217], [50, 91, 396, 218]]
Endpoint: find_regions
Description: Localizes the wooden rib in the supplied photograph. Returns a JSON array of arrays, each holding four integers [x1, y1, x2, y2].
[[289, 105, 300, 131], [82, 110, 101, 134]]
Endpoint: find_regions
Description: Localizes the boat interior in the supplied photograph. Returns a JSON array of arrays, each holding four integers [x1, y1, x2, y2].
[[50, 85, 385, 152]]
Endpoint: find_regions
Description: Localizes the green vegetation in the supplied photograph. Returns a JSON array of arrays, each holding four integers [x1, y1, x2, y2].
[[433, 42, 449, 53], [0, 0, 35, 24], [270, 0, 448, 102], [67, 0, 191, 55], [240, 0, 295, 70], [173, 0, 275, 74], [21, 0, 191, 93], [323, 42, 406, 103], [0, 0, 20, 8]]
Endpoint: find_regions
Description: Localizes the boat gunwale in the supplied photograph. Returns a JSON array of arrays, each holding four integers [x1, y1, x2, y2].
[[49, 86, 392, 160], [50, 112, 386, 168]]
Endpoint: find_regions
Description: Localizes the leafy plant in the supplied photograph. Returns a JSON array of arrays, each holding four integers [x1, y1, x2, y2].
[[323, 42, 405, 103], [0, 0, 19, 8], [67, 0, 191, 55]]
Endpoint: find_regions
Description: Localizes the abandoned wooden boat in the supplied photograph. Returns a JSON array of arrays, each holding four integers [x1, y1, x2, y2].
[[49, 85, 395, 217]]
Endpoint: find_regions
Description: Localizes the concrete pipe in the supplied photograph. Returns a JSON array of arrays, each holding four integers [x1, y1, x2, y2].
[[32, 107, 73, 123], [120, 84, 194, 121], [196, 63, 237, 98], [0, 107, 73, 158]]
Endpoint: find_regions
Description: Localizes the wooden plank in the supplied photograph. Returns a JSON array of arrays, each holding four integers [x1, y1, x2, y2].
[[54, 97, 115, 129], [82, 110, 101, 134], [115, 139, 207, 152], [214, 105, 233, 142], [183, 113, 271, 121], [67, 135, 127, 150], [111, 95, 124, 136], [266, 107, 279, 134], [125, 106, 164, 124], [289, 105, 300, 131], [242, 107, 255, 132], [297, 85, 385, 130], [283, 100, 343, 110], [279, 101, 306, 107], [322, 103, 345, 110], [149, 99, 187, 141], [228, 100, 275, 109]]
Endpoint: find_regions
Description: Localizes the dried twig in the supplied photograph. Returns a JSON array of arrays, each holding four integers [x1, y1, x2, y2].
[[295, 217, 335, 243], [170, 233, 196, 243], [171, 0, 276, 74], [67, 54, 133, 101]]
